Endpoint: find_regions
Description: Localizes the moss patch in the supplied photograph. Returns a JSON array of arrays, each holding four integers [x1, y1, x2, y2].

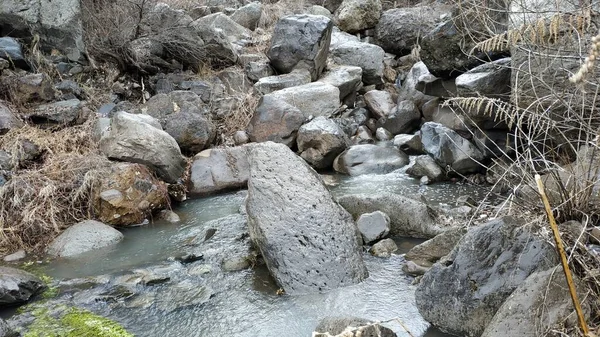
[[23, 307, 133, 337]]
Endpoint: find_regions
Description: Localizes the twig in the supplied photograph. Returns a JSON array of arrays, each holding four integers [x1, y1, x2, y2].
[[535, 174, 591, 336]]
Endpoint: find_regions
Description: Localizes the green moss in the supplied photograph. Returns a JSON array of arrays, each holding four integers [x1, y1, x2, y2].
[[23, 307, 134, 337]]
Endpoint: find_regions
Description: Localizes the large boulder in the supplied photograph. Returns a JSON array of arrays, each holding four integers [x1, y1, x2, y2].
[[0, 267, 45, 307], [297, 116, 351, 169], [192, 13, 250, 66], [334, 0, 382, 33], [329, 30, 385, 85], [247, 95, 306, 147], [267, 14, 333, 81], [188, 145, 251, 196], [46, 220, 124, 258], [333, 144, 409, 176], [337, 193, 444, 238], [266, 82, 340, 118], [415, 217, 559, 337], [94, 163, 169, 226], [481, 267, 587, 337], [0, 0, 85, 61], [375, 6, 449, 56], [246, 142, 368, 294], [99, 111, 186, 183], [421, 122, 485, 174]]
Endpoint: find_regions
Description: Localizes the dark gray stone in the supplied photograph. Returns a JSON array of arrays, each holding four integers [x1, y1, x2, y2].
[[405, 227, 467, 265], [406, 155, 444, 182], [268, 14, 333, 81], [0, 101, 23, 135], [26, 99, 82, 126], [0, 267, 45, 307], [329, 30, 385, 85], [364, 90, 395, 119], [456, 58, 511, 98], [245, 61, 274, 82], [416, 217, 559, 337], [392, 133, 424, 155], [246, 142, 368, 294], [333, 144, 409, 176], [46, 220, 124, 258]]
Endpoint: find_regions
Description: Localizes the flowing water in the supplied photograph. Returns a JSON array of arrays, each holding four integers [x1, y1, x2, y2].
[[4, 171, 487, 337]]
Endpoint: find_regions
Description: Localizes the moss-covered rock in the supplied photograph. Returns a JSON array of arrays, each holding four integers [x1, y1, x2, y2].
[[23, 307, 133, 337]]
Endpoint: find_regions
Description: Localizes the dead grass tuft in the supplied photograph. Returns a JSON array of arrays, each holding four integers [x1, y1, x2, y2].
[[216, 92, 259, 146]]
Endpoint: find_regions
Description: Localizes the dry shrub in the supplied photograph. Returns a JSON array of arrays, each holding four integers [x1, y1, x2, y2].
[[216, 93, 259, 145]]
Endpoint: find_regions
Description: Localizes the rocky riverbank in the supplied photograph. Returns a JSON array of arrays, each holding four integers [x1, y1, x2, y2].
[[1, 0, 600, 336]]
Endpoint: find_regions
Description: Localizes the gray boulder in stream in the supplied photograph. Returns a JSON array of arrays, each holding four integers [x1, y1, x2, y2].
[[0, 267, 46, 307], [246, 142, 368, 294], [46, 220, 124, 258], [333, 144, 409, 176], [415, 216, 559, 337]]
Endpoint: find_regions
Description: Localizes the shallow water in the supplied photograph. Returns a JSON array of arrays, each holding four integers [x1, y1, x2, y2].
[[10, 172, 471, 337]]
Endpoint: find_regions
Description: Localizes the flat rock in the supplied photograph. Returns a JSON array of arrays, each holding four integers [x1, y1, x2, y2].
[[46, 220, 124, 258], [253, 69, 312, 95]]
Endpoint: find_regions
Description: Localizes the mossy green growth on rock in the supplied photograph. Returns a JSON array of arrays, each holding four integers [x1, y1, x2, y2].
[[23, 307, 134, 337]]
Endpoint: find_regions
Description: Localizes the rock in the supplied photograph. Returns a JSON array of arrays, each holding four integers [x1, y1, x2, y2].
[[333, 144, 408, 176], [94, 163, 169, 226], [0, 101, 23, 135], [397, 61, 435, 108], [369, 238, 397, 257], [0, 267, 45, 307], [364, 90, 395, 119], [267, 14, 333, 81], [421, 122, 485, 174], [46, 220, 124, 258], [246, 142, 367, 294], [335, 0, 382, 33], [191, 13, 247, 66], [402, 261, 430, 276], [0, 0, 84, 61], [230, 2, 262, 30], [188, 146, 251, 196], [393, 133, 424, 155], [481, 267, 587, 337], [353, 125, 375, 144], [456, 58, 511, 98], [329, 30, 385, 85], [406, 155, 444, 182], [233, 130, 249, 145], [163, 112, 215, 154], [415, 73, 456, 98], [356, 211, 390, 244], [318, 65, 362, 100], [375, 127, 392, 141], [147, 3, 193, 31], [142, 90, 208, 118], [307, 5, 333, 18], [377, 100, 421, 135], [415, 217, 559, 337], [429, 103, 470, 132], [3, 250, 26, 263], [590, 227, 600, 244], [221, 257, 251, 272], [99, 111, 186, 183], [305, 0, 344, 13], [0, 150, 12, 171], [55, 80, 84, 100], [297, 117, 350, 169], [26, 99, 84, 127], [248, 95, 305, 147], [405, 227, 467, 265], [245, 61, 274, 82], [253, 69, 312, 95], [314, 316, 397, 337], [266, 82, 340, 118], [376, 6, 448, 56], [0, 37, 26, 68], [156, 281, 213, 313], [4, 73, 54, 103], [159, 210, 180, 223], [337, 193, 444, 238], [0, 318, 17, 337]]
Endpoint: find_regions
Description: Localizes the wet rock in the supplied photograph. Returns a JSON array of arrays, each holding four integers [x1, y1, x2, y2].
[[334, 0, 382, 33], [0, 101, 23, 135], [99, 111, 186, 183], [253, 69, 312, 95], [416, 217, 559, 337], [369, 238, 397, 257], [188, 145, 251, 196], [267, 14, 333, 80], [481, 267, 588, 337], [246, 142, 367, 294], [0, 37, 26, 69], [233, 130, 249, 145], [337, 193, 443, 238], [245, 60, 274, 82], [314, 316, 397, 337], [297, 116, 350, 169], [248, 95, 305, 147], [376, 100, 421, 135], [174, 253, 203, 264], [230, 2, 262, 30], [421, 122, 485, 174], [94, 163, 169, 226], [405, 227, 467, 265], [364, 90, 395, 119], [0, 267, 45, 307], [159, 210, 180, 223], [3, 250, 26, 263], [329, 30, 385, 85], [406, 155, 444, 182], [456, 57, 511, 98], [222, 257, 251, 272], [266, 82, 340, 119], [156, 281, 213, 313], [318, 65, 363, 100], [375, 127, 392, 141], [393, 133, 424, 155], [402, 261, 430, 276], [356, 211, 390, 244], [333, 144, 409, 176], [46, 220, 123, 258], [376, 6, 448, 56]]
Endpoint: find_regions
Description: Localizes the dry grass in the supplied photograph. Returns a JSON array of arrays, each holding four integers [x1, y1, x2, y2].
[[216, 92, 259, 146]]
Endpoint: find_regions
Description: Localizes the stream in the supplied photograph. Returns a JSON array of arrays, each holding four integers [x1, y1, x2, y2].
[[4, 171, 488, 337]]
